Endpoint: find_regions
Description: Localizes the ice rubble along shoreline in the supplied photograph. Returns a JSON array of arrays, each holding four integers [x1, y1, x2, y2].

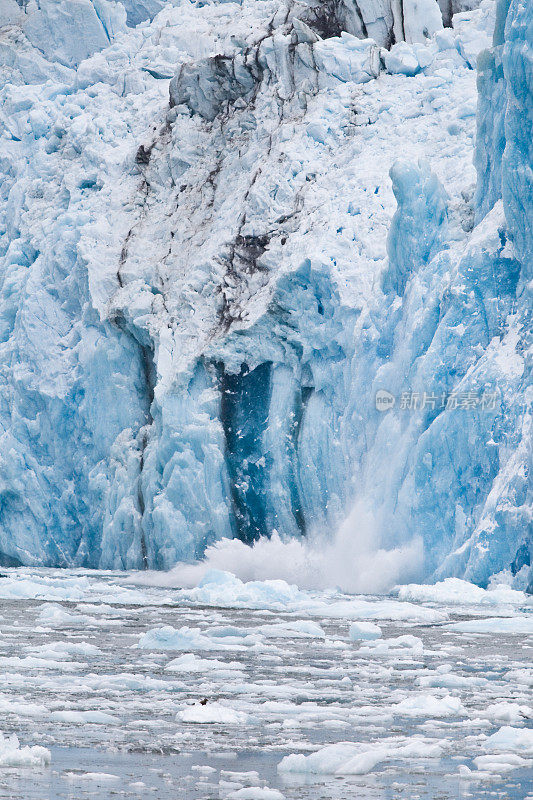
[[0, 0, 531, 591]]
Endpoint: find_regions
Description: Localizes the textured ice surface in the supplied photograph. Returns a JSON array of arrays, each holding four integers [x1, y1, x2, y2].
[[277, 736, 446, 774], [0, 731, 50, 767], [0, 0, 531, 589], [0, 568, 531, 798], [348, 620, 382, 639]]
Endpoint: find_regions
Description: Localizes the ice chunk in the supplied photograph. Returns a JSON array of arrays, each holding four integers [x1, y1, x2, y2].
[[313, 34, 381, 83], [226, 791, 285, 800], [0, 732, 51, 767], [394, 694, 466, 717], [472, 753, 531, 774], [258, 620, 325, 639], [165, 653, 244, 673], [469, 726, 533, 773], [358, 635, 424, 655], [0, 0, 21, 25], [383, 43, 421, 76], [64, 771, 121, 782], [397, 579, 527, 605], [383, 159, 447, 295], [447, 617, 533, 634], [50, 710, 121, 724], [138, 624, 258, 651], [278, 736, 444, 774], [0, 695, 49, 717], [177, 702, 250, 725], [477, 703, 532, 725], [348, 621, 382, 640], [484, 726, 533, 755], [37, 604, 98, 627]]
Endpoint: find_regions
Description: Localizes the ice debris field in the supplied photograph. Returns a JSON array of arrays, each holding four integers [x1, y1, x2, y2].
[[0, 568, 531, 799]]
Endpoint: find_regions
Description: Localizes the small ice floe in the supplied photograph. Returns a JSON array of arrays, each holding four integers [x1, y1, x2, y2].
[[0, 694, 49, 717], [258, 620, 325, 639], [476, 702, 531, 724], [278, 736, 444, 775], [177, 702, 251, 725], [32, 640, 102, 658], [0, 731, 51, 767], [472, 753, 530, 774], [484, 726, 533, 755], [37, 604, 98, 627], [0, 574, 90, 602], [50, 710, 120, 724], [0, 656, 83, 672], [348, 621, 382, 641], [397, 578, 527, 606], [393, 694, 466, 717], [505, 668, 533, 687], [63, 771, 120, 782], [225, 789, 285, 799], [139, 625, 251, 651], [358, 634, 423, 655], [418, 667, 487, 689], [459, 725, 533, 777], [165, 653, 244, 674], [447, 617, 533, 634]]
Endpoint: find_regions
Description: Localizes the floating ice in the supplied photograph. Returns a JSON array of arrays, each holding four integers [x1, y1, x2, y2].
[[165, 653, 244, 674], [177, 702, 251, 725], [139, 625, 235, 652], [258, 620, 325, 639], [358, 635, 424, 656], [465, 725, 533, 775], [484, 726, 533, 755], [477, 703, 531, 724], [393, 694, 466, 717], [226, 790, 285, 800], [50, 710, 121, 725], [0, 731, 51, 768], [63, 772, 121, 782], [348, 621, 382, 641], [278, 736, 445, 775], [447, 617, 533, 634], [397, 579, 528, 605]]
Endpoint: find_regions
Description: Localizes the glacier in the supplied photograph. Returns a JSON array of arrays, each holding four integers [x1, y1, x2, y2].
[[0, 0, 530, 589]]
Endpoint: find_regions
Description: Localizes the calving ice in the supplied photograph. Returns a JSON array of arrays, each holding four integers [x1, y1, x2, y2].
[[0, 0, 531, 594]]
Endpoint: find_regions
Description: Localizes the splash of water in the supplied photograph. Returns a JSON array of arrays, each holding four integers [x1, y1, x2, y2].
[[137, 503, 424, 595]]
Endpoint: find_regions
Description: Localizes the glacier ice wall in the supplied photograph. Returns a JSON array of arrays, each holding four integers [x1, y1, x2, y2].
[[0, 0, 530, 587]]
